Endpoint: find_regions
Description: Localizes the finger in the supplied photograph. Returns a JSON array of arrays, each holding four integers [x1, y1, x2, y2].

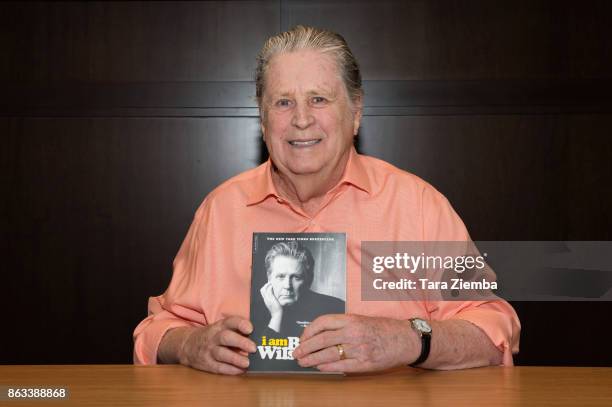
[[206, 358, 246, 375], [188, 355, 245, 375], [317, 358, 365, 373], [268, 284, 281, 305], [260, 283, 274, 303], [266, 283, 276, 300], [268, 283, 280, 300], [216, 363, 246, 375], [297, 345, 346, 368], [212, 346, 251, 369], [293, 330, 344, 359], [222, 316, 253, 335], [259, 286, 269, 305], [263, 283, 273, 299], [218, 329, 257, 353], [301, 314, 349, 341]]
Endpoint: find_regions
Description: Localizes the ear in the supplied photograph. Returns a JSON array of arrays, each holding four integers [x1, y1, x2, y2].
[[352, 94, 363, 136]]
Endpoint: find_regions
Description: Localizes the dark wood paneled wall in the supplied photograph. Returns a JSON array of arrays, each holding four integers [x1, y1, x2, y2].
[[2, 1, 611, 365]]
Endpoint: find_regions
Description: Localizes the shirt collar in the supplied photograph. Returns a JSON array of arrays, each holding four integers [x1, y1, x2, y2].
[[340, 146, 372, 195], [246, 159, 279, 206], [246, 146, 372, 206]]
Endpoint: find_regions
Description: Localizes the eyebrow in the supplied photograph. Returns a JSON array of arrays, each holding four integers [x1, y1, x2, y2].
[[271, 86, 337, 99], [307, 88, 337, 98]]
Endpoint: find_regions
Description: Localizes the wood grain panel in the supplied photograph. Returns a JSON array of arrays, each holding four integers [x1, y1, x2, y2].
[[284, 0, 612, 80], [2, 117, 262, 363], [359, 115, 568, 240], [5, 80, 611, 117], [0, 1, 279, 82]]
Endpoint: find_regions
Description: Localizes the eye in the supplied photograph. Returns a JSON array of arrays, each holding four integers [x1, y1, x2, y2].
[[275, 99, 293, 108], [311, 96, 327, 105]]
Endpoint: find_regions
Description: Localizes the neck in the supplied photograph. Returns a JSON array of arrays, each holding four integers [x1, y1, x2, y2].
[[271, 152, 350, 216]]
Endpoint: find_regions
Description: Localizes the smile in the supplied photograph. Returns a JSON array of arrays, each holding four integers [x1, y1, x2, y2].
[[288, 139, 321, 147]]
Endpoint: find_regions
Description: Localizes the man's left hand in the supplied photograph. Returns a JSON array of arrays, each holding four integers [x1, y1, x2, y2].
[[292, 314, 421, 373]]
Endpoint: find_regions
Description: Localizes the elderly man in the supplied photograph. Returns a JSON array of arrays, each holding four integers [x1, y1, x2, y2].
[[134, 25, 520, 374]]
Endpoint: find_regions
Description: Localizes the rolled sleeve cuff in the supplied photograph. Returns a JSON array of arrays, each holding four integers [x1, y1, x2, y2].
[[133, 314, 193, 365], [452, 307, 521, 366], [133, 296, 207, 365]]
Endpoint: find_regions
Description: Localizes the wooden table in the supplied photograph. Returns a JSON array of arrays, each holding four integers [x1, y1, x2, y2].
[[1, 365, 611, 406]]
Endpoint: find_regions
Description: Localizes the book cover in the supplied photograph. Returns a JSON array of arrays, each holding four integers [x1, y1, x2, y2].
[[248, 232, 346, 373]]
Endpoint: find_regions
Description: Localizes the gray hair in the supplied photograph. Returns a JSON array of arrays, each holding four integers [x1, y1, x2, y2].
[[264, 241, 314, 288], [255, 25, 363, 106]]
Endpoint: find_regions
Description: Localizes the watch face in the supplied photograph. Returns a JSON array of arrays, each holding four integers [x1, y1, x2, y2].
[[412, 319, 432, 334]]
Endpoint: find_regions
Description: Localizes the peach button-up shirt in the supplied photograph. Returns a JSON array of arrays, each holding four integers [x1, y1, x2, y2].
[[133, 148, 520, 366]]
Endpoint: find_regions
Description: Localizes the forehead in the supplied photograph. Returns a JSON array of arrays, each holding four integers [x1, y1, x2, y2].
[[270, 255, 304, 274], [264, 49, 344, 96]]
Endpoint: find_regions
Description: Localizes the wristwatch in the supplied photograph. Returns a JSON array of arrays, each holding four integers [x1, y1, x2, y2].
[[408, 318, 432, 367]]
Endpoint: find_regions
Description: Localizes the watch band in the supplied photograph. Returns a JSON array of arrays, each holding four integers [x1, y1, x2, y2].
[[410, 331, 431, 366], [409, 318, 432, 367]]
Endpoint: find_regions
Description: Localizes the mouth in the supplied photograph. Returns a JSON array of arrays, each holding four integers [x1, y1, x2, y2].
[[288, 139, 322, 147]]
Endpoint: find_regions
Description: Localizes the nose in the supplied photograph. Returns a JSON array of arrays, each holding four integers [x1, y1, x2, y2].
[[282, 277, 292, 290], [291, 102, 314, 129]]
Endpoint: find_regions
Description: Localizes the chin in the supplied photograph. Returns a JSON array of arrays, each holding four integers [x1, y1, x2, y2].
[[286, 162, 325, 175]]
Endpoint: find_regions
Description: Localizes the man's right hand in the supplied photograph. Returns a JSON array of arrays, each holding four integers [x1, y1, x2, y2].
[[260, 282, 283, 332], [160, 316, 256, 375]]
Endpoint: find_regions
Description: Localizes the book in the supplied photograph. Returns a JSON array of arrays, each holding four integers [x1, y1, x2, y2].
[[248, 232, 346, 373]]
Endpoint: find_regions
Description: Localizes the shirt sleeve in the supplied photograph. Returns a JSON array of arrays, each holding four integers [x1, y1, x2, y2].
[[133, 203, 209, 365], [421, 185, 521, 366]]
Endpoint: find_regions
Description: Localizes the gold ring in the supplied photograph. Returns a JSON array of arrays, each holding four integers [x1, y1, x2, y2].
[[336, 344, 347, 360]]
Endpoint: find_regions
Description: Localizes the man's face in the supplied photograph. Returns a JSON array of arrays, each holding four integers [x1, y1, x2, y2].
[[260, 49, 362, 177], [268, 255, 307, 306]]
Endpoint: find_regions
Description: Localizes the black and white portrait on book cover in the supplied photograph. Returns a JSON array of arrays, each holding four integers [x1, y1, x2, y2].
[[249, 232, 346, 372]]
